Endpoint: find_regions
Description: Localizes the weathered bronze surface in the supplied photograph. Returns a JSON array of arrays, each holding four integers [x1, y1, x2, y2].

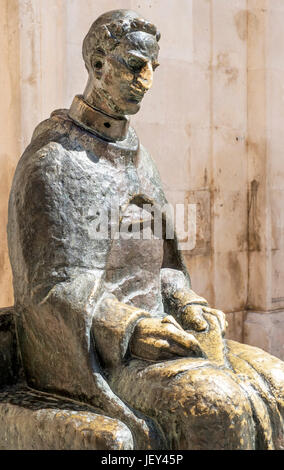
[[0, 381, 133, 450], [0, 308, 20, 387], [4, 9, 284, 449]]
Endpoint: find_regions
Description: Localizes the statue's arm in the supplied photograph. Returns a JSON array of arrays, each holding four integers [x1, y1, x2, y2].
[[37, 272, 199, 369], [91, 294, 151, 367], [92, 292, 205, 365]]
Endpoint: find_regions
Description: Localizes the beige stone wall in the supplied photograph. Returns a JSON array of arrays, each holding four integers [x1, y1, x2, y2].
[[244, 0, 284, 359], [0, 0, 21, 308], [1, 0, 284, 357]]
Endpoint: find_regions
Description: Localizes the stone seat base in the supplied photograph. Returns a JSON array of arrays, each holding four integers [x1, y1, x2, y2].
[[0, 307, 134, 450], [0, 383, 133, 450]]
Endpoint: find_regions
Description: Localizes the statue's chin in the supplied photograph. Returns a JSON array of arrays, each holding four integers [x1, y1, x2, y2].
[[123, 100, 141, 115], [98, 97, 142, 117], [105, 95, 143, 116]]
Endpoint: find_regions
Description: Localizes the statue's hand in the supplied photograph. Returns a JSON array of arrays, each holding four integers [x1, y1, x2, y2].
[[129, 315, 206, 361], [181, 304, 228, 336]]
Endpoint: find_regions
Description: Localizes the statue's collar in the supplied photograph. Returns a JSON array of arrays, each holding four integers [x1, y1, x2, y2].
[[68, 95, 130, 142]]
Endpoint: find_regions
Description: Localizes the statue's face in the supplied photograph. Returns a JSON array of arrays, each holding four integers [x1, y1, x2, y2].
[[94, 31, 160, 115]]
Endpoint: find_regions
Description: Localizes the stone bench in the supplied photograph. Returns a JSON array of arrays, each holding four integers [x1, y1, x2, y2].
[[0, 308, 133, 450]]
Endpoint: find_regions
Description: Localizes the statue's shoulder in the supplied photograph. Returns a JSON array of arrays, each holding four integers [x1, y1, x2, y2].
[[31, 109, 69, 141], [19, 109, 72, 168], [16, 109, 91, 180], [12, 110, 115, 206]]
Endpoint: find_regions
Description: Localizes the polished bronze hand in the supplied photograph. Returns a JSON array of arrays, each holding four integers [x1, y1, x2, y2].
[[180, 304, 228, 336], [129, 315, 206, 362]]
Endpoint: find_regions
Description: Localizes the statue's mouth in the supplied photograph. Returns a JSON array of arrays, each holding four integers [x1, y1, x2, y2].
[[128, 84, 146, 102]]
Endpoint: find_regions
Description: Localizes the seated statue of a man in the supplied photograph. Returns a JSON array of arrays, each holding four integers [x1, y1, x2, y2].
[[7, 9, 284, 450]]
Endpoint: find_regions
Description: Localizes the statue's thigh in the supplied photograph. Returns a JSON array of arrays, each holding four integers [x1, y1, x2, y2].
[[111, 359, 256, 449]]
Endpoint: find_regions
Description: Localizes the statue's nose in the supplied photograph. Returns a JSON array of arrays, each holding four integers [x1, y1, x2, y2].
[[137, 62, 153, 91]]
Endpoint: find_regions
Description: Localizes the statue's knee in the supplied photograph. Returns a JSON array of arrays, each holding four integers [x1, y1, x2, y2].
[[227, 340, 284, 408], [173, 367, 253, 423], [155, 367, 256, 449]]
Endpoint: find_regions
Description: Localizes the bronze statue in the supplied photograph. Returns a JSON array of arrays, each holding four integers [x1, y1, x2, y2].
[[7, 9, 284, 449]]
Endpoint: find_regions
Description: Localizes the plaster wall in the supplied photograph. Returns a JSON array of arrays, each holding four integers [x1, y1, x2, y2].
[[0, 0, 21, 308]]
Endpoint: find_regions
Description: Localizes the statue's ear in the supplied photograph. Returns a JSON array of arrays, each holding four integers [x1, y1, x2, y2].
[[90, 49, 106, 79]]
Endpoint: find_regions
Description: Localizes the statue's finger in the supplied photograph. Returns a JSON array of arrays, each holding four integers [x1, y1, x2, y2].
[[135, 336, 191, 360], [168, 335, 205, 358], [213, 309, 227, 333], [203, 307, 227, 333], [182, 306, 207, 332], [130, 336, 171, 361], [165, 326, 204, 356], [162, 315, 184, 330], [163, 324, 193, 344]]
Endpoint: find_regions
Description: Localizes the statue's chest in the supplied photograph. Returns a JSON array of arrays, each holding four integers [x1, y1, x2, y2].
[[104, 202, 164, 314], [67, 146, 165, 313], [74, 150, 162, 208]]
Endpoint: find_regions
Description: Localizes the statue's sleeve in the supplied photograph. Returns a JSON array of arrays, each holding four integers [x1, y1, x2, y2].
[[160, 268, 208, 318], [91, 295, 151, 368]]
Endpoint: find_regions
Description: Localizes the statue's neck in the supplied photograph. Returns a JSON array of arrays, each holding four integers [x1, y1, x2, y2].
[[83, 79, 123, 117], [68, 95, 130, 142]]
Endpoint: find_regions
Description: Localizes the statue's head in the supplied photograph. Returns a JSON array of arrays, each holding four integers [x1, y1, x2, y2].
[[82, 9, 160, 116]]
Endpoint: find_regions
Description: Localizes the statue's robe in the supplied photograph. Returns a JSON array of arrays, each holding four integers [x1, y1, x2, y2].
[[7, 109, 284, 449]]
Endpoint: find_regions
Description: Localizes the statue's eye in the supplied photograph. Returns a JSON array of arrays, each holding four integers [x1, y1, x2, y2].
[[127, 57, 146, 72], [95, 60, 103, 70]]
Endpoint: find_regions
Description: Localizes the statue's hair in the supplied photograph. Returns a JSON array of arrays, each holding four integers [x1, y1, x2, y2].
[[83, 9, 160, 72]]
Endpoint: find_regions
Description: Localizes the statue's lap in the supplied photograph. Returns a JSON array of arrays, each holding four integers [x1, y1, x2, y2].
[[109, 340, 284, 449]]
